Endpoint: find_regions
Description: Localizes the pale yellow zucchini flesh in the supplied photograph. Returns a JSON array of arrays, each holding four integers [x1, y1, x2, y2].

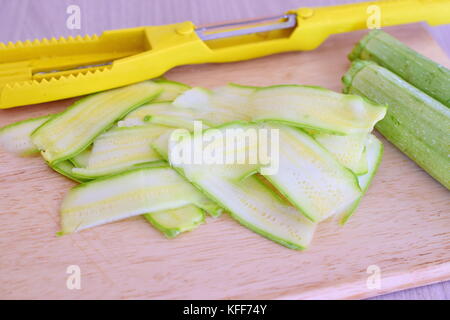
[[338, 134, 384, 224], [71, 125, 169, 178], [249, 85, 387, 134], [0, 114, 52, 156], [144, 205, 205, 238], [153, 124, 317, 249], [313, 132, 369, 175], [259, 123, 362, 222], [152, 79, 190, 102]]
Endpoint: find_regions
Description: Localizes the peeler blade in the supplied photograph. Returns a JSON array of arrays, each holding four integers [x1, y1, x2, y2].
[[196, 14, 297, 41]]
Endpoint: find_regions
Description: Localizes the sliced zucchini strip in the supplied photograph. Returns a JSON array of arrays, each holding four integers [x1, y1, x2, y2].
[[339, 134, 383, 224], [170, 84, 387, 135], [260, 123, 362, 223], [313, 132, 369, 175], [172, 87, 251, 125], [118, 102, 199, 127], [60, 166, 222, 234], [153, 126, 316, 250], [353, 147, 368, 176], [70, 147, 91, 168], [153, 79, 190, 102], [0, 114, 52, 156], [144, 115, 200, 131], [120, 85, 248, 128], [170, 165, 316, 250], [197, 174, 316, 250], [157, 121, 362, 223], [250, 85, 387, 134], [357, 135, 383, 192], [71, 125, 169, 178], [32, 81, 163, 164], [51, 160, 90, 183], [144, 205, 205, 238]]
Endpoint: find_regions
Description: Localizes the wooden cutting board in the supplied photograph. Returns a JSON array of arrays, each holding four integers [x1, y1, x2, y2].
[[0, 24, 449, 300]]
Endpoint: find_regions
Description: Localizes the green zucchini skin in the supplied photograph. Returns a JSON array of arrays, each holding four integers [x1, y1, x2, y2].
[[59, 166, 222, 234], [349, 30, 450, 107], [343, 60, 450, 190], [0, 114, 53, 156], [51, 160, 91, 183], [31, 81, 163, 165]]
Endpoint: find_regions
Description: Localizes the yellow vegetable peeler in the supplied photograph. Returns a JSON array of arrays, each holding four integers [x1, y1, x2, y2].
[[0, 0, 449, 109]]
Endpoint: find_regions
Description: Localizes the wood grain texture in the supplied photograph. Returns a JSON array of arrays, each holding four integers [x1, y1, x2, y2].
[[0, 23, 449, 300]]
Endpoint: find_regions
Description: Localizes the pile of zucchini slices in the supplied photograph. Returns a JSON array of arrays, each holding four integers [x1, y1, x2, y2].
[[0, 79, 386, 250]]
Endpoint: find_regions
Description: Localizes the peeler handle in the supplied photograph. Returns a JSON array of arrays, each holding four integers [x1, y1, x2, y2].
[[291, 0, 450, 50], [190, 0, 450, 64]]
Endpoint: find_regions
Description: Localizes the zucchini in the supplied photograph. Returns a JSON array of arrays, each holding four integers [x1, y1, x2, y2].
[[71, 125, 169, 178], [349, 30, 450, 107], [172, 85, 374, 176], [313, 132, 369, 175], [174, 84, 386, 134], [31, 81, 163, 164], [152, 124, 317, 249], [161, 121, 263, 179], [118, 102, 200, 127], [205, 174, 316, 250], [157, 121, 363, 223], [249, 85, 387, 134], [172, 87, 212, 110], [144, 205, 205, 238], [163, 163, 316, 250], [172, 84, 253, 120], [51, 160, 90, 183], [354, 148, 368, 175], [119, 99, 233, 128], [153, 79, 190, 102], [357, 135, 383, 193], [260, 123, 362, 222], [339, 134, 383, 224], [0, 114, 52, 156], [172, 87, 251, 124], [343, 60, 450, 189], [59, 166, 222, 234], [144, 115, 199, 131], [70, 147, 91, 168]]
